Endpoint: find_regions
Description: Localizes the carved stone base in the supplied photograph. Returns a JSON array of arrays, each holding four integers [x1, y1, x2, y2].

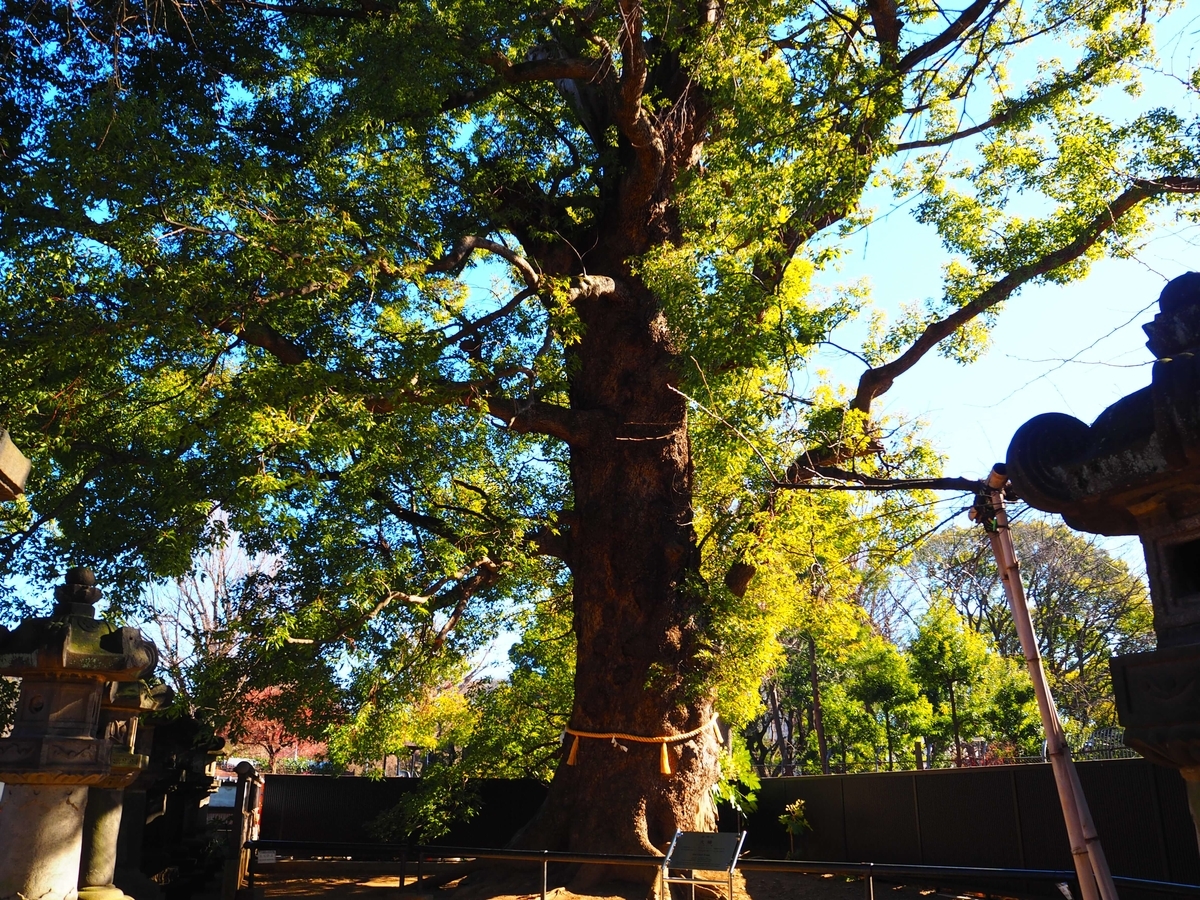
[[0, 735, 111, 780], [1111, 644, 1200, 764], [77, 886, 131, 900], [0, 782, 88, 900]]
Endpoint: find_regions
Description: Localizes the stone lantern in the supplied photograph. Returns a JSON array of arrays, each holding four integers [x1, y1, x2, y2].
[[0, 568, 157, 900], [1006, 271, 1200, 849]]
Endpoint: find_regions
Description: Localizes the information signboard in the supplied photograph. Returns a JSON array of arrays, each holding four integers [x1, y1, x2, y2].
[[664, 832, 743, 872], [661, 830, 747, 900]]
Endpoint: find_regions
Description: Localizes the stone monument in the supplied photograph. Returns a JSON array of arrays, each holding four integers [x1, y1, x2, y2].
[[1006, 271, 1200, 849], [0, 568, 158, 900]]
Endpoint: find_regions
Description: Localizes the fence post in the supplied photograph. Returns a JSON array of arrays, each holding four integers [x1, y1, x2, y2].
[[864, 863, 874, 900], [542, 850, 548, 900]]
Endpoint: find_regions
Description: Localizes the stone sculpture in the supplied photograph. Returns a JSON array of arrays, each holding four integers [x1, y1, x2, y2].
[[0, 568, 158, 900], [1006, 271, 1200, 848]]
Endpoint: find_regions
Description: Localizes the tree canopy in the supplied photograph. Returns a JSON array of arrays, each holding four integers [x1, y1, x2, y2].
[[0, 0, 1195, 857]]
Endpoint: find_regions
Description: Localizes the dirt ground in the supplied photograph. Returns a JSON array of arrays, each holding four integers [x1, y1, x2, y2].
[[249, 860, 1041, 900]]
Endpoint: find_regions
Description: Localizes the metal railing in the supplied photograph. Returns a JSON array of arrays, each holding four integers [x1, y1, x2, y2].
[[752, 748, 1140, 777], [243, 840, 1200, 899]]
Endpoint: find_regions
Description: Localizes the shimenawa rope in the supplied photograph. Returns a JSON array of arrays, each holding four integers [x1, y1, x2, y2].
[[564, 717, 721, 775]]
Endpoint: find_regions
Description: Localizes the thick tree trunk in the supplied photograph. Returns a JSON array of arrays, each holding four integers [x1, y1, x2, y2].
[[513, 276, 722, 863]]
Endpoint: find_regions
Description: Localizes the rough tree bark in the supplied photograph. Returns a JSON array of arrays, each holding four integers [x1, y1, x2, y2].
[[513, 274, 723, 866]]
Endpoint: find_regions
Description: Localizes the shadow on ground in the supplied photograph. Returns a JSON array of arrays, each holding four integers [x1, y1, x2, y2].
[[250, 860, 1038, 900]]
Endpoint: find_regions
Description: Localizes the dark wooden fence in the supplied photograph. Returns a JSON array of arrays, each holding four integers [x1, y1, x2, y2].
[[259, 758, 1199, 885], [734, 758, 1200, 885], [257, 775, 547, 847]]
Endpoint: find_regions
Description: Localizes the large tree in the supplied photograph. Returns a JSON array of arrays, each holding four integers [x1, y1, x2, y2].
[[2, 0, 1199, 867]]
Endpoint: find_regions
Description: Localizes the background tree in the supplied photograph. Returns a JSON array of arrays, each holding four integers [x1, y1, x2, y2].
[[1, 0, 1197, 863], [847, 637, 928, 771], [232, 686, 329, 773], [739, 492, 925, 777], [0, 676, 16, 737], [365, 597, 576, 839], [983, 659, 1043, 758], [890, 518, 1154, 733], [909, 599, 991, 766]]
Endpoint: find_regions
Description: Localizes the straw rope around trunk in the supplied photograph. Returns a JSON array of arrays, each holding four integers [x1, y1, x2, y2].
[[564, 717, 722, 775]]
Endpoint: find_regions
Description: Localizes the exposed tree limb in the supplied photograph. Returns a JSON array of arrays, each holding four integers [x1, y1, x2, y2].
[[894, 113, 1006, 151], [526, 522, 572, 564], [363, 373, 594, 444], [486, 396, 599, 446], [210, 317, 309, 365], [429, 235, 541, 289], [865, 0, 902, 56], [484, 52, 611, 89], [778, 464, 983, 492], [311, 558, 500, 651], [849, 175, 1200, 415], [438, 288, 538, 352], [431, 558, 505, 647], [6, 201, 124, 252], [896, 34, 1114, 152], [617, 0, 649, 113], [896, 0, 1001, 73], [611, 0, 667, 229], [376, 494, 463, 544]]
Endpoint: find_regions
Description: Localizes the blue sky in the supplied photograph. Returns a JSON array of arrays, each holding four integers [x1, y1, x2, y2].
[[798, 3, 1200, 567]]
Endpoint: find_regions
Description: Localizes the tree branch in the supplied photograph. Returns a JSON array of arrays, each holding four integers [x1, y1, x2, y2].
[[611, 0, 666, 222], [865, 0, 902, 57], [365, 378, 596, 444], [439, 52, 610, 115], [429, 235, 540, 289], [526, 522, 572, 564], [310, 558, 501, 651], [431, 558, 505, 647], [896, 0, 1000, 73], [210, 317, 309, 365], [849, 175, 1200, 415], [233, 0, 388, 19], [376, 494, 463, 544], [894, 112, 1006, 151], [486, 396, 599, 446], [778, 463, 983, 492], [486, 52, 610, 88], [438, 288, 537, 352]]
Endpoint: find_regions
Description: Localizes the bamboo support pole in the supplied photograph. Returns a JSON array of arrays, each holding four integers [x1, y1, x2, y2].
[[979, 467, 1118, 900]]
